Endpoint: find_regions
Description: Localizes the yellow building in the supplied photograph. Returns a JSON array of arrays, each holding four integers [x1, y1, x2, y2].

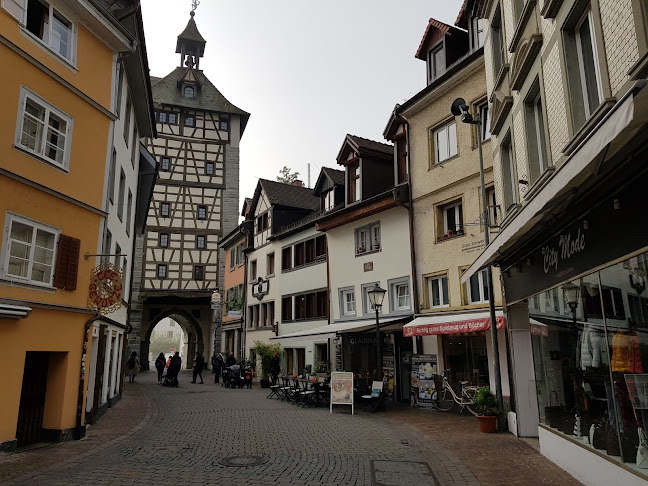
[[0, 0, 148, 451]]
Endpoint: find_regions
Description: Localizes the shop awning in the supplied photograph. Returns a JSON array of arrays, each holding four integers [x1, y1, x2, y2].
[[462, 81, 647, 283], [403, 311, 505, 337], [529, 319, 549, 337], [270, 316, 410, 344]]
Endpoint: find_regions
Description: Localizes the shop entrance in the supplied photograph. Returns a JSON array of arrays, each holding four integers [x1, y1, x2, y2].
[[16, 351, 50, 447], [441, 333, 489, 386]]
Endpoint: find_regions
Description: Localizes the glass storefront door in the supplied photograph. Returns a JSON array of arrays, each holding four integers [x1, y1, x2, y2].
[[530, 250, 648, 471], [441, 333, 489, 386]]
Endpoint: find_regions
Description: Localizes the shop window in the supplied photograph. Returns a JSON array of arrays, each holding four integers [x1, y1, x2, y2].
[[531, 251, 648, 467], [442, 334, 489, 386], [524, 80, 549, 185], [466, 269, 489, 304], [432, 121, 458, 164], [281, 296, 292, 322], [340, 288, 356, 316], [427, 275, 449, 308], [16, 87, 72, 169], [281, 246, 292, 271], [267, 252, 274, 276]]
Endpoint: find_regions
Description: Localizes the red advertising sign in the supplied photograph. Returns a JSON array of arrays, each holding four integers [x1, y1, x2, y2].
[[403, 316, 505, 337]]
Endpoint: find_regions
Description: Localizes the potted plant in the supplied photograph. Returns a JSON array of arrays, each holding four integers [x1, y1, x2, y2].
[[373, 240, 380, 250], [473, 386, 499, 433], [314, 361, 327, 377], [357, 246, 366, 253], [253, 341, 282, 388]]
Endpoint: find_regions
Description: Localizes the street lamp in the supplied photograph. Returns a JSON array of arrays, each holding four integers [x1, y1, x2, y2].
[[367, 283, 386, 378], [562, 282, 580, 329], [451, 97, 504, 420]]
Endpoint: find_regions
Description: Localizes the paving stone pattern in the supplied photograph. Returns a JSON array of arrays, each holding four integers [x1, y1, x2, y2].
[[0, 371, 581, 486]]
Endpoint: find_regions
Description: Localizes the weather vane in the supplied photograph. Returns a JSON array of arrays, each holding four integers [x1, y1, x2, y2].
[[191, 0, 200, 12]]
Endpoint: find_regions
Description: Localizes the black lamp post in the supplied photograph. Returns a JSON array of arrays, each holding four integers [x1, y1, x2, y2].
[[367, 283, 386, 378], [562, 282, 580, 330]]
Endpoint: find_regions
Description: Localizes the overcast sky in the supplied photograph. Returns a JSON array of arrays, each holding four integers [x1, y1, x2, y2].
[[140, 0, 465, 209]]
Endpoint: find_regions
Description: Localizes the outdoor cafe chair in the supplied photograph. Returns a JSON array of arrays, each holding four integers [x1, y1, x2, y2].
[[299, 379, 317, 408], [279, 376, 293, 402], [267, 375, 283, 399], [361, 381, 384, 413]]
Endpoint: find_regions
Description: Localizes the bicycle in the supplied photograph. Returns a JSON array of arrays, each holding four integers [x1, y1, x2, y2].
[[431, 370, 479, 415]]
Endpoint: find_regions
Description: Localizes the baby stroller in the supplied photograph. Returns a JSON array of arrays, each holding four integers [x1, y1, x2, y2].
[[223, 365, 243, 388], [242, 366, 254, 389], [161, 371, 176, 387]]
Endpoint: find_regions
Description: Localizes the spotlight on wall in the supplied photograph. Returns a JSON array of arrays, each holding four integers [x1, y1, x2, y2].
[[613, 199, 621, 210]]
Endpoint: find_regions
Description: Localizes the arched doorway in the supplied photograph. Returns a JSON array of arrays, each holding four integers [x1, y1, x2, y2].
[[141, 308, 205, 371]]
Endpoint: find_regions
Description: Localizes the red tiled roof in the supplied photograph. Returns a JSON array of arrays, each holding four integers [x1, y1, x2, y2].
[[415, 18, 453, 60]]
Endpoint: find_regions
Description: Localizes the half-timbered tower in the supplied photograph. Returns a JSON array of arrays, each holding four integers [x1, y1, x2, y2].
[[130, 11, 249, 369]]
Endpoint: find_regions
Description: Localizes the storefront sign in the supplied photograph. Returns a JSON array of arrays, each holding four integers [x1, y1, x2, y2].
[[462, 239, 485, 254], [87, 263, 123, 315], [211, 291, 221, 311], [330, 371, 354, 415], [503, 177, 648, 303], [403, 316, 505, 337], [411, 354, 438, 408], [228, 310, 243, 318], [252, 277, 269, 300]]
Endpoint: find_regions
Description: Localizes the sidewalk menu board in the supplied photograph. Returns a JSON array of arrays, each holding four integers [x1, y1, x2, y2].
[[330, 371, 354, 415], [410, 354, 438, 408]]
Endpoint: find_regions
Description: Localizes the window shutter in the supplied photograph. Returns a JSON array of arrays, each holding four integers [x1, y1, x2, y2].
[[3, 0, 26, 22], [53, 235, 80, 290]]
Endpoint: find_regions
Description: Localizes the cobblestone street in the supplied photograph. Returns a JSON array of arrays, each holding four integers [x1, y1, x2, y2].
[[0, 371, 581, 486]]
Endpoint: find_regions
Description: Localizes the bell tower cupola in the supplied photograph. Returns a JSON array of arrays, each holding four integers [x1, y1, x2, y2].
[[175, 10, 206, 70]]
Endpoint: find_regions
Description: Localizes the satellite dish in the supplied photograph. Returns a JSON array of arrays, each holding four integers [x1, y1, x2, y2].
[[451, 98, 468, 116]]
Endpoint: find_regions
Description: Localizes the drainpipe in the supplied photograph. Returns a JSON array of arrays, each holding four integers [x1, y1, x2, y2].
[[76, 313, 102, 440]]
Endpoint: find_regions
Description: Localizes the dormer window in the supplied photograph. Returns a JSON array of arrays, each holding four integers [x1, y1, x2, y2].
[[322, 189, 335, 211], [347, 161, 360, 203], [428, 44, 445, 82], [183, 86, 194, 98], [469, 16, 484, 51]]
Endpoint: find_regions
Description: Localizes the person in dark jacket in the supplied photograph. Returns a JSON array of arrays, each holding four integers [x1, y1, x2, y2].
[[170, 352, 182, 387], [212, 352, 224, 384], [270, 351, 281, 386], [225, 352, 236, 367], [192, 352, 205, 384], [154, 353, 166, 384]]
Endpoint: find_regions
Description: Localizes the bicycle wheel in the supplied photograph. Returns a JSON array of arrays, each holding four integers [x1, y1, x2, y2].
[[463, 387, 479, 416], [433, 386, 455, 411]]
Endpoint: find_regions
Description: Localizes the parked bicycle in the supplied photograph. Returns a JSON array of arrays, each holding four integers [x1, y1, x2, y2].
[[431, 370, 479, 415]]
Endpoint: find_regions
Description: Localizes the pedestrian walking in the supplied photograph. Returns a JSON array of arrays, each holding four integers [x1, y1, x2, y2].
[[192, 352, 205, 384], [270, 351, 281, 386], [170, 351, 182, 387], [155, 352, 166, 384], [212, 352, 224, 384], [125, 351, 140, 383], [225, 352, 236, 367]]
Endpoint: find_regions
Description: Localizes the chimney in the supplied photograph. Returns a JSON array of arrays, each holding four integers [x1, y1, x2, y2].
[[292, 180, 304, 187]]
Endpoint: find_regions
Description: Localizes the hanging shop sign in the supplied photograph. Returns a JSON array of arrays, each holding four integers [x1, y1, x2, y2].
[[330, 371, 354, 415], [410, 354, 438, 409], [252, 277, 269, 300], [503, 176, 648, 303], [87, 263, 123, 315], [211, 291, 221, 311]]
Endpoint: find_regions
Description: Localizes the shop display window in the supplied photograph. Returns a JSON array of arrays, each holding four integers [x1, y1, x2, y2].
[[530, 251, 648, 471]]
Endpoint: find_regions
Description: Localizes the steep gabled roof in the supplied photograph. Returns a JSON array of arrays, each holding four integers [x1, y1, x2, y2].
[[336, 134, 393, 165], [254, 179, 320, 212], [322, 167, 345, 186], [176, 12, 206, 53], [151, 67, 250, 132], [415, 17, 466, 60], [312, 167, 345, 197]]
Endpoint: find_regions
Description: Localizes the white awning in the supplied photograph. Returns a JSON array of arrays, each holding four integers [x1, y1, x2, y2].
[[270, 317, 409, 344], [0, 304, 32, 319], [462, 81, 647, 283]]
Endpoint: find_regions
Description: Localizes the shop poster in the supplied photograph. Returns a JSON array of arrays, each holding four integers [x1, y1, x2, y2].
[[410, 354, 438, 408], [330, 371, 354, 415]]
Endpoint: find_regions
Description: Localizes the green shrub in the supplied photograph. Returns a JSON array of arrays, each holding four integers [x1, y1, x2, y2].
[[473, 387, 499, 416]]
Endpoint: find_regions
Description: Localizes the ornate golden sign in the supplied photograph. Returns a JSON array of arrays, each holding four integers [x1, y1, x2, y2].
[[88, 263, 124, 315]]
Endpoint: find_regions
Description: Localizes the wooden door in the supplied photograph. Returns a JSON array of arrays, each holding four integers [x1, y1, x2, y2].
[[16, 352, 50, 447]]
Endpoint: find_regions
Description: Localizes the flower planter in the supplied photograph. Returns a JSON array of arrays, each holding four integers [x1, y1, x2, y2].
[[476, 415, 497, 433]]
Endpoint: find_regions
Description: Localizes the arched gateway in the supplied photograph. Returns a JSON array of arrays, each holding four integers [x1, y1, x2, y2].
[[128, 11, 249, 369]]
